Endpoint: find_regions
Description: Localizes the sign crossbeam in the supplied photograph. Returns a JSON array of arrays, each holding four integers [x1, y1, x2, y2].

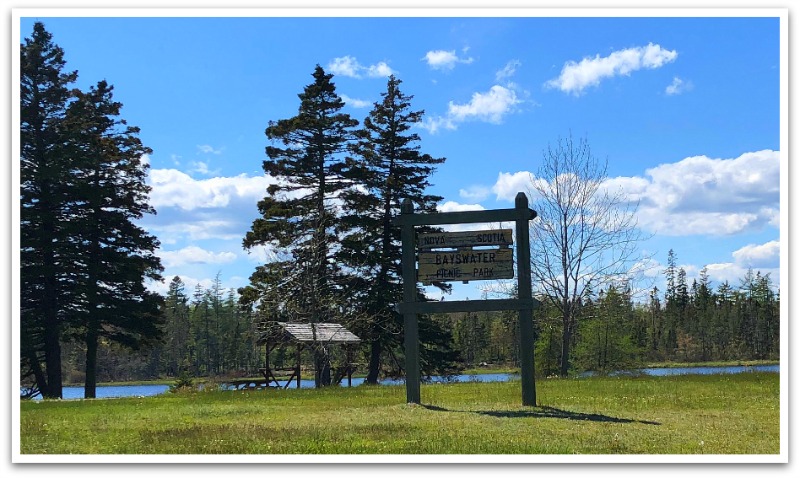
[[394, 207, 535, 227], [397, 298, 538, 315]]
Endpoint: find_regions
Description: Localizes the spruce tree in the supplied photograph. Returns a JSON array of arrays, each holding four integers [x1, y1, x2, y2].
[[162, 276, 191, 376], [20, 22, 78, 399], [63, 80, 163, 398], [243, 65, 358, 387], [338, 75, 456, 382]]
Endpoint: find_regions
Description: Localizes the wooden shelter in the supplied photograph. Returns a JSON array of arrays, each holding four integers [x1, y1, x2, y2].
[[255, 322, 361, 389]]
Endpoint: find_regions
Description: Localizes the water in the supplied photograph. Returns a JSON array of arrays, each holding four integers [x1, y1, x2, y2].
[[24, 365, 778, 400], [581, 364, 779, 377], [638, 364, 778, 376], [28, 384, 170, 400]]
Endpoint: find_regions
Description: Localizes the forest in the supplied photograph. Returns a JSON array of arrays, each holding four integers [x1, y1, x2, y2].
[[55, 253, 780, 386], [20, 22, 780, 399]]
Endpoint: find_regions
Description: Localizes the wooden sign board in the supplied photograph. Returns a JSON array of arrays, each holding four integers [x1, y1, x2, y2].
[[417, 229, 513, 250], [418, 248, 514, 283]]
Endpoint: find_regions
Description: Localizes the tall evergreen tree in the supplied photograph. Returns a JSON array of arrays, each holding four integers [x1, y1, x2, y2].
[[63, 80, 163, 398], [694, 267, 714, 361], [338, 75, 452, 383], [162, 276, 191, 376], [243, 65, 358, 387], [20, 22, 78, 399]]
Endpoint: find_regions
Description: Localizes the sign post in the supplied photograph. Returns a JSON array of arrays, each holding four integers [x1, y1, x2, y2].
[[400, 199, 421, 405], [395, 192, 538, 406]]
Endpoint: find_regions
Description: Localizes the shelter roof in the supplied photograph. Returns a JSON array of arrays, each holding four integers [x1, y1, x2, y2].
[[257, 322, 361, 345]]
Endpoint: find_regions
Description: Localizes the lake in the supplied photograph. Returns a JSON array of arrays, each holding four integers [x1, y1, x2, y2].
[[26, 364, 778, 400]]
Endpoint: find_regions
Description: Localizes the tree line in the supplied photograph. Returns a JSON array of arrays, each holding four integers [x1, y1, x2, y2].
[[442, 250, 779, 376], [52, 250, 779, 386]]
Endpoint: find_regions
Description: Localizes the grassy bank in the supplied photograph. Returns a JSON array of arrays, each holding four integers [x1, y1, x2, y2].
[[20, 372, 779, 455], [643, 359, 780, 369]]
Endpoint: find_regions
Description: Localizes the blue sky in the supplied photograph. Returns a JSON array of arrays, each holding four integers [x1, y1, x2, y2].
[[15, 11, 784, 301]]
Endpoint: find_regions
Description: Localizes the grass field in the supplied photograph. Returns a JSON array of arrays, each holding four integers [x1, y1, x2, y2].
[[19, 372, 780, 456]]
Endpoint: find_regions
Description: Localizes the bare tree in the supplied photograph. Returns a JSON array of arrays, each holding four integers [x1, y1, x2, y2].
[[528, 135, 647, 377]]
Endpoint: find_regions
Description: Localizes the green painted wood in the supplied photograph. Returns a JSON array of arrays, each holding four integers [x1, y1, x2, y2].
[[397, 298, 536, 315], [515, 192, 537, 407], [394, 207, 534, 226], [417, 228, 513, 249], [400, 199, 421, 404]]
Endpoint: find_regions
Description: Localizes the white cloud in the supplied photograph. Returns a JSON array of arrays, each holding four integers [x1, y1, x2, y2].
[[459, 185, 490, 202], [438, 201, 485, 213], [243, 244, 281, 264], [488, 150, 779, 238], [148, 169, 277, 211], [144, 170, 279, 246], [327, 56, 396, 79], [340, 94, 372, 108], [632, 150, 779, 236], [421, 85, 521, 133], [436, 201, 500, 233], [545, 43, 678, 96], [197, 144, 223, 155], [448, 85, 520, 123], [496, 59, 521, 81], [665, 76, 693, 95], [159, 246, 237, 268], [140, 154, 151, 166], [328, 56, 361, 77], [492, 171, 534, 202], [423, 49, 474, 70], [146, 220, 243, 243], [420, 116, 455, 134], [731, 241, 780, 269], [366, 62, 394, 78], [189, 160, 220, 177], [703, 261, 778, 288]]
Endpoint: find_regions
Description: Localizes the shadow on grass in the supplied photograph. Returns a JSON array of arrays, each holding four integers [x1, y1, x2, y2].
[[421, 404, 661, 426]]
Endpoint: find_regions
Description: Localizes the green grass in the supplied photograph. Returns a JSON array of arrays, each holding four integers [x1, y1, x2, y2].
[[644, 359, 780, 369], [20, 372, 779, 455]]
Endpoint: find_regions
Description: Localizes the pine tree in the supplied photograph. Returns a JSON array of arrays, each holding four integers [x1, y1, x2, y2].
[[574, 285, 642, 374], [662, 249, 679, 356], [338, 75, 450, 382], [63, 80, 163, 398], [20, 22, 79, 399], [694, 267, 714, 361], [162, 276, 191, 376], [243, 65, 358, 387]]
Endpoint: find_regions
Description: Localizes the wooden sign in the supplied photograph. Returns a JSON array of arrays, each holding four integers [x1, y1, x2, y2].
[[395, 192, 538, 406], [417, 229, 513, 250], [418, 248, 514, 283]]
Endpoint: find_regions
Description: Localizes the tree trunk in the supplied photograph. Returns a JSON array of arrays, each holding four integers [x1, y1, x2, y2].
[[41, 241, 62, 399], [559, 313, 572, 377], [314, 346, 331, 387], [365, 340, 382, 384], [25, 346, 49, 397], [84, 324, 99, 398], [43, 308, 62, 399]]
